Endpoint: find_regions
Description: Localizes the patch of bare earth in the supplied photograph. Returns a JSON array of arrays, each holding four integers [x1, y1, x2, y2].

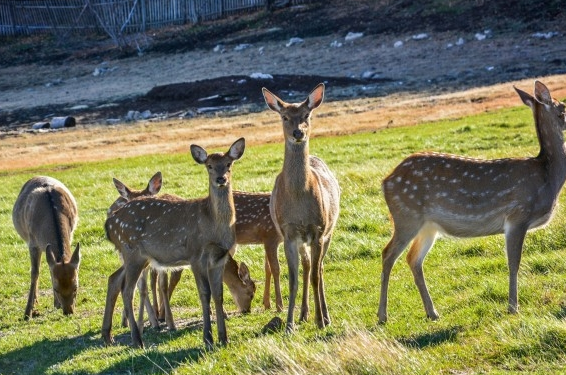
[[2, 75, 565, 171]]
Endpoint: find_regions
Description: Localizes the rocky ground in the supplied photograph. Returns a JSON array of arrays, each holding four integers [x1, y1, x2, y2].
[[0, 1, 565, 130]]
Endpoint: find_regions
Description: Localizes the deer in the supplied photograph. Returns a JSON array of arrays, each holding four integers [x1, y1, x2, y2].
[[106, 171, 256, 333], [378, 81, 566, 323], [159, 190, 284, 323], [12, 176, 81, 320], [102, 138, 246, 349], [262, 83, 341, 333]]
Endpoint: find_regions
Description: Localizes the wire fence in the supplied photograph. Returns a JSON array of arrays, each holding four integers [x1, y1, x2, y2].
[[0, 0, 315, 36]]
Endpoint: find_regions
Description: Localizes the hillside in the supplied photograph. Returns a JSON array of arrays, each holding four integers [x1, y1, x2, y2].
[[0, 0, 565, 129]]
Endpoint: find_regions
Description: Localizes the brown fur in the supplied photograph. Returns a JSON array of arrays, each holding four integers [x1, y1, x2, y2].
[[102, 138, 245, 349], [262, 83, 341, 332], [12, 176, 80, 319], [378, 81, 566, 323]]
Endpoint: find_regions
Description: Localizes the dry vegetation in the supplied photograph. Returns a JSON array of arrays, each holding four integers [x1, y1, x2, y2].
[[3, 75, 566, 171]]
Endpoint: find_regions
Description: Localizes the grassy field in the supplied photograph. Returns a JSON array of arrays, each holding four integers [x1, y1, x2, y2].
[[2, 99, 566, 374]]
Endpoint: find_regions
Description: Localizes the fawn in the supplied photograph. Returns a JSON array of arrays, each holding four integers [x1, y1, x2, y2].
[[102, 138, 245, 349]]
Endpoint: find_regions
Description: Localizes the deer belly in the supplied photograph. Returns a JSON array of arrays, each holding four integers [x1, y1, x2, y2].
[[430, 212, 506, 238]]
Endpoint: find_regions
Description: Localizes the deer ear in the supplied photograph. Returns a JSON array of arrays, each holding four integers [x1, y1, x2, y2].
[[45, 244, 57, 267], [515, 86, 535, 109], [262, 87, 285, 113], [307, 83, 325, 110], [113, 178, 131, 199], [69, 243, 81, 268], [190, 144, 208, 164], [147, 171, 162, 195], [238, 262, 251, 283], [534, 80, 552, 105], [228, 138, 245, 160]]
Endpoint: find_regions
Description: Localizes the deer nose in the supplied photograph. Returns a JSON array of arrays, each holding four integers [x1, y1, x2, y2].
[[216, 176, 227, 186], [293, 129, 304, 141]]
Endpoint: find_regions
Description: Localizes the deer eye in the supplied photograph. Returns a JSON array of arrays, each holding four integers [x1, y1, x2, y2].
[[207, 164, 213, 170], [226, 162, 232, 168], [282, 115, 290, 122]]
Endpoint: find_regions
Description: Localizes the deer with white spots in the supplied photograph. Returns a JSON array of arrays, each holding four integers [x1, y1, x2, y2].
[[163, 190, 283, 318], [104, 172, 256, 335], [378, 81, 566, 323], [262, 83, 341, 333], [102, 138, 245, 349], [12, 176, 81, 320]]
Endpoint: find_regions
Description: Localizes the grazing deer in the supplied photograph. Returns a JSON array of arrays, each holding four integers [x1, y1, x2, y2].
[[102, 138, 246, 349], [262, 83, 341, 332], [161, 190, 283, 321], [106, 172, 256, 333], [12, 176, 81, 320], [378, 81, 566, 323]]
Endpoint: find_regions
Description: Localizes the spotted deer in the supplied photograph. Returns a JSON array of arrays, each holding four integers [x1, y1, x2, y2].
[[106, 172, 256, 333], [107, 171, 165, 332], [160, 190, 283, 323], [378, 81, 566, 323], [12, 176, 81, 320], [262, 83, 341, 332], [102, 138, 245, 349]]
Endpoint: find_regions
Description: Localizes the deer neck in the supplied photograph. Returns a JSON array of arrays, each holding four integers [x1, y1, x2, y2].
[[208, 185, 236, 232], [283, 141, 312, 192], [534, 112, 566, 191]]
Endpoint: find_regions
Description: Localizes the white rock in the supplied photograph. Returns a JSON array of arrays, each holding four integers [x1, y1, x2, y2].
[[475, 33, 486, 41], [532, 32, 559, 39], [345, 32, 364, 42], [394, 40, 403, 48], [286, 37, 304, 47], [412, 33, 429, 40], [330, 40, 343, 48], [234, 43, 252, 51], [250, 72, 273, 80]]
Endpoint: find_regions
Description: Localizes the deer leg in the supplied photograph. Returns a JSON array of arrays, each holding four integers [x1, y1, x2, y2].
[[167, 270, 183, 305], [150, 269, 159, 320], [284, 236, 300, 333], [158, 269, 176, 331], [504, 224, 527, 314], [319, 236, 332, 326], [265, 239, 283, 312], [208, 249, 228, 347], [378, 224, 419, 323], [137, 268, 159, 331], [102, 266, 125, 345], [192, 265, 213, 350], [25, 246, 41, 320], [122, 262, 146, 348], [406, 226, 439, 320], [299, 243, 311, 323], [263, 254, 272, 310], [310, 237, 325, 328]]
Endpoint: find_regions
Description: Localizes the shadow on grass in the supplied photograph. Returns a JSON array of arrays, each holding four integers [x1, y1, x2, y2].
[[397, 326, 462, 349], [0, 319, 207, 375]]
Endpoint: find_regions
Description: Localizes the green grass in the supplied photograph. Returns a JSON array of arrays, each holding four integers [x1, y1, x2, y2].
[[2, 102, 566, 374]]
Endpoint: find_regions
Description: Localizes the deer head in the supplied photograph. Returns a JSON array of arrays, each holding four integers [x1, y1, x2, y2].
[[46, 243, 81, 315]]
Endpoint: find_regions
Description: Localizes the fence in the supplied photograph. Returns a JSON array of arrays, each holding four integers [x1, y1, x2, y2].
[[0, 0, 315, 36]]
